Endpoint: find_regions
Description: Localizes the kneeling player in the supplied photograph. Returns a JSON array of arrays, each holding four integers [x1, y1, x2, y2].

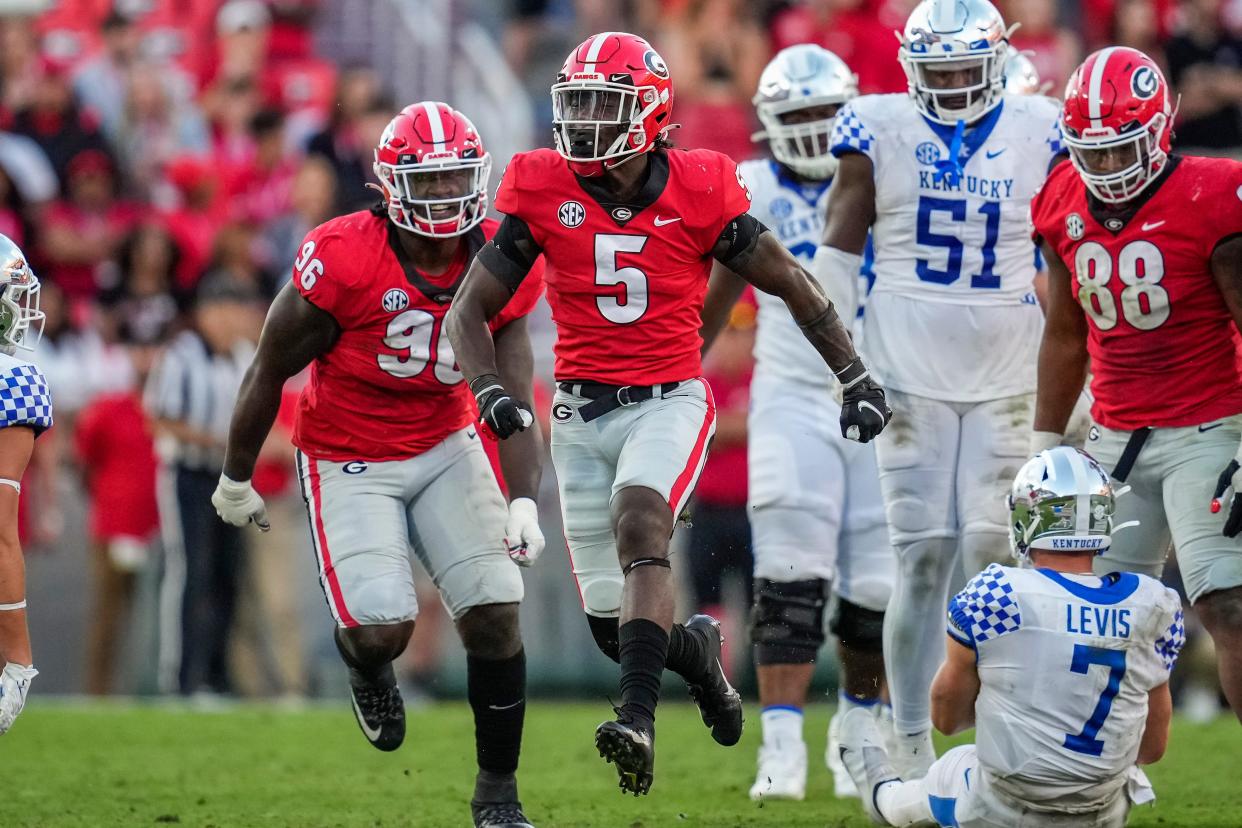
[[839, 447, 1182, 827], [212, 103, 544, 828], [0, 237, 48, 735]]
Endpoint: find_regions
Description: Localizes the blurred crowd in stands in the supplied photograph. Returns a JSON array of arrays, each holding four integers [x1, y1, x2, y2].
[[8, 0, 1237, 709]]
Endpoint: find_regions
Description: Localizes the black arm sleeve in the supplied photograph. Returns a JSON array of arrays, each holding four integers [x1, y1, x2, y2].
[[713, 212, 769, 267], [477, 214, 543, 295]]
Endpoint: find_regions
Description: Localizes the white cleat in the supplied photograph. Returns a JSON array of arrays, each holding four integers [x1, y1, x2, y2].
[[891, 727, 936, 781], [826, 709, 860, 798], [749, 740, 808, 801], [837, 708, 901, 825]]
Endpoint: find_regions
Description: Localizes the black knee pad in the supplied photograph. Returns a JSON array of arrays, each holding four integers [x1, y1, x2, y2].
[[750, 578, 828, 665], [829, 596, 885, 654], [587, 614, 621, 663]]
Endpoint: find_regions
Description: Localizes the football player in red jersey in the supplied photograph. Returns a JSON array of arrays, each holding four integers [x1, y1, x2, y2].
[[211, 103, 545, 827], [446, 32, 892, 795], [1031, 48, 1242, 723]]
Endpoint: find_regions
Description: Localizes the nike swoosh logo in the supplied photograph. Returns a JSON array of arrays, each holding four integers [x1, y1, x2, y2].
[[985, 149, 1006, 159], [1141, 220, 1166, 231], [489, 700, 524, 711], [1200, 422, 1225, 432], [653, 216, 681, 226], [352, 697, 384, 741], [964, 767, 972, 789]]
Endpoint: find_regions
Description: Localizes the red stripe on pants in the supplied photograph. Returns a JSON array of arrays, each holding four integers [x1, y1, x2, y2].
[[309, 457, 359, 627], [668, 379, 716, 517]]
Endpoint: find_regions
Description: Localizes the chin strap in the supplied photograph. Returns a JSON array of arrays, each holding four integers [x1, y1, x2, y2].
[[0, 479, 19, 494]]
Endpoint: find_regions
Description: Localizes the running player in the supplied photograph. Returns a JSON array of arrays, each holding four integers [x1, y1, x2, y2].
[[446, 32, 892, 796], [211, 103, 544, 827]]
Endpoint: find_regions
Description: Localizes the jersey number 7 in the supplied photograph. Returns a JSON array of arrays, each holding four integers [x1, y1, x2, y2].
[[1063, 644, 1127, 757]]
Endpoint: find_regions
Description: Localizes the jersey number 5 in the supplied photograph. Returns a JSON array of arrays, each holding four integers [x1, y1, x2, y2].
[[377, 310, 461, 384], [595, 234, 649, 324], [1074, 241, 1170, 331], [1063, 644, 1127, 757]]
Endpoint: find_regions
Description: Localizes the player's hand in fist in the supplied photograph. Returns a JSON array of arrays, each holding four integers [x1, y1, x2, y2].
[[212, 475, 271, 531], [505, 497, 545, 567], [0, 662, 37, 735], [1211, 453, 1242, 538], [837, 358, 892, 443], [471, 374, 533, 439]]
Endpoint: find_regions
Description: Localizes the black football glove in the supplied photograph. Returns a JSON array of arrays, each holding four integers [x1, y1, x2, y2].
[[837, 359, 892, 444], [1211, 458, 1242, 537], [470, 374, 533, 440]]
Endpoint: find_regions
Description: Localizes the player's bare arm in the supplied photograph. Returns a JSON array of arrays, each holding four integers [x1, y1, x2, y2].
[[821, 152, 877, 255], [1033, 243, 1089, 443], [0, 425, 34, 667], [718, 219, 891, 442], [699, 263, 747, 355], [213, 282, 340, 530], [446, 218, 542, 440], [492, 314, 547, 567], [1210, 236, 1242, 334], [1137, 682, 1172, 765], [929, 634, 980, 735]]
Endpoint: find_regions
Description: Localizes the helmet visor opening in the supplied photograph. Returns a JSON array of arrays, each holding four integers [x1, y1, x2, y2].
[[379, 158, 489, 237], [1070, 142, 1140, 176], [916, 59, 988, 112], [0, 278, 44, 350], [552, 82, 644, 162], [1065, 128, 1161, 203]]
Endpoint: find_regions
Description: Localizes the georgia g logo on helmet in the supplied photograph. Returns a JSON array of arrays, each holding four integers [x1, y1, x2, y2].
[[1131, 65, 1158, 99]]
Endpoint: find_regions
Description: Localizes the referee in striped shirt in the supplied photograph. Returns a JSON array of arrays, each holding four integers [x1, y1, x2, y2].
[[145, 278, 258, 695]]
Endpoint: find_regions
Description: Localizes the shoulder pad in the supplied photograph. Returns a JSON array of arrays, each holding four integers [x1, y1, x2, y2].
[[0, 359, 53, 435], [948, 563, 1022, 647]]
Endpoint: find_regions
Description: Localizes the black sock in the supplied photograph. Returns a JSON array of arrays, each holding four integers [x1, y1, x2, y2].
[[665, 622, 708, 682], [618, 619, 669, 729], [467, 649, 526, 777]]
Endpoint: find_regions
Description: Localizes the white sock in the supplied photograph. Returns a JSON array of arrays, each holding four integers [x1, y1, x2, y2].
[[760, 706, 804, 750], [876, 779, 934, 826], [884, 536, 957, 733]]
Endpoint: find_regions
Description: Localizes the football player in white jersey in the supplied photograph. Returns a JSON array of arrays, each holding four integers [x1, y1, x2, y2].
[[838, 447, 1183, 827], [702, 44, 896, 802], [0, 235, 49, 735], [812, 0, 1065, 777]]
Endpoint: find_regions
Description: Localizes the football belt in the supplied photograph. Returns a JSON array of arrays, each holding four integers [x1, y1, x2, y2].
[[558, 381, 681, 423]]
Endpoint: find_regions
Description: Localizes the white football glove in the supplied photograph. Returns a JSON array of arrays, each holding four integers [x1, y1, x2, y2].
[[211, 474, 270, 531], [0, 662, 37, 735], [504, 497, 545, 567], [1029, 430, 1063, 457]]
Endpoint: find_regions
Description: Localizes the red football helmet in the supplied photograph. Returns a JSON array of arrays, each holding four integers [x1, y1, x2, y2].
[[551, 32, 674, 177], [1061, 47, 1173, 204], [373, 102, 491, 237]]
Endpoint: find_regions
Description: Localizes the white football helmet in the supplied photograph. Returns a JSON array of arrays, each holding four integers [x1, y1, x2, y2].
[[899, 0, 1014, 124], [1004, 48, 1043, 95], [753, 44, 858, 179], [1008, 447, 1116, 559], [0, 235, 43, 354]]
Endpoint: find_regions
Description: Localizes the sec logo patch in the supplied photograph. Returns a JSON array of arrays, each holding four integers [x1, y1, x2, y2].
[[916, 142, 941, 166], [382, 288, 409, 312], [770, 197, 793, 220], [1066, 213, 1085, 240], [559, 200, 586, 228]]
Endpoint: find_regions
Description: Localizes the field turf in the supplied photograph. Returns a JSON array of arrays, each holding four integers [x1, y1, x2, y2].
[[4, 701, 1241, 827]]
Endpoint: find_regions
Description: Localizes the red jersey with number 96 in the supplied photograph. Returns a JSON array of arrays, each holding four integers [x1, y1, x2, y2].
[[291, 210, 543, 461], [495, 147, 752, 385], [1031, 155, 1242, 430]]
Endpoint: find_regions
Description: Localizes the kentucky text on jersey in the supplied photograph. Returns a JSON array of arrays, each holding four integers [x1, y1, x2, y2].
[[1065, 604, 1132, 638], [918, 170, 1014, 198]]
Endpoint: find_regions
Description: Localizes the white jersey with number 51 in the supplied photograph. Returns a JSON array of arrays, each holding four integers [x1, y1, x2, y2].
[[830, 93, 1061, 401], [948, 563, 1183, 806]]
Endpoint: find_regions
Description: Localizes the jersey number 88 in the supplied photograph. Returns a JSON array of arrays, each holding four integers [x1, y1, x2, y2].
[[1073, 241, 1170, 331]]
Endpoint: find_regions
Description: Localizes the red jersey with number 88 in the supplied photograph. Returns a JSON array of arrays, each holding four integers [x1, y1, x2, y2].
[[292, 211, 543, 461], [495, 147, 752, 385], [1031, 156, 1242, 430]]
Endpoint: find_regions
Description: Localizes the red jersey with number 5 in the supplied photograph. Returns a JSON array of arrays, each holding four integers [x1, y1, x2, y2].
[[291, 210, 544, 461], [495, 147, 752, 385], [1031, 155, 1242, 430]]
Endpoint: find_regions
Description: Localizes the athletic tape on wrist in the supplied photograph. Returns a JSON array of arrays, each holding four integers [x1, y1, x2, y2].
[[0, 599, 27, 611], [0, 478, 19, 494]]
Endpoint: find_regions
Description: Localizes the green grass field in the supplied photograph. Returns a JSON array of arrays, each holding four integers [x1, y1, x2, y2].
[[4, 701, 1241, 827]]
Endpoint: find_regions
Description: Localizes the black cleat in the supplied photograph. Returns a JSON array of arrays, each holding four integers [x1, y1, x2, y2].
[[347, 664, 405, 752], [684, 614, 744, 746], [595, 714, 655, 796], [471, 800, 535, 828]]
